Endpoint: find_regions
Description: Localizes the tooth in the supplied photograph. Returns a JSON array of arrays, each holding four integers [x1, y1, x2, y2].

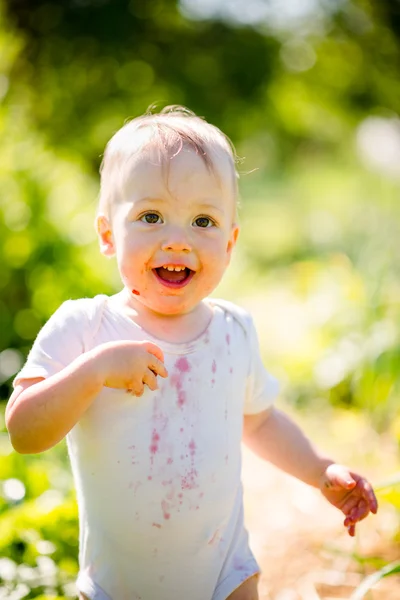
[[167, 266, 174, 271], [175, 267, 182, 271]]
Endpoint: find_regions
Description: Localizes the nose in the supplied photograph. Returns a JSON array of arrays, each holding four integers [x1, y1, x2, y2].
[[161, 225, 192, 253]]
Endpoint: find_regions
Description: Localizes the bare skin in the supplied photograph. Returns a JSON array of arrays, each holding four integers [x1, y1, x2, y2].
[[226, 574, 259, 600]]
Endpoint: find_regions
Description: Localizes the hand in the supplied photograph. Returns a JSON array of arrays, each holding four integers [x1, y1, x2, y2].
[[94, 340, 168, 396], [319, 463, 378, 536]]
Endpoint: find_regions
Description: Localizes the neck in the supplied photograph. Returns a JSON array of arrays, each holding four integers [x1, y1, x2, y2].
[[113, 288, 213, 344]]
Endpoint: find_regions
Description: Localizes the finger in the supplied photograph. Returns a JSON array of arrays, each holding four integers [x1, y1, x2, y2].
[[147, 355, 168, 378], [345, 509, 369, 527], [360, 478, 378, 514], [133, 382, 144, 397], [350, 499, 367, 522], [344, 500, 369, 525], [343, 477, 378, 516], [143, 369, 158, 392], [324, 464, 357, 491], [341, 495, 361, 516], [347, 473, 378, 513], [142, 342, 165, 364], [346, 523, 356, 537]]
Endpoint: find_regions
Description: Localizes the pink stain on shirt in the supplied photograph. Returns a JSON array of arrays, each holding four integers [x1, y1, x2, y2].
[[181, 468, 198, 490], [170, 373, 182, 390], [175, 357, 191, 373], [150, 430, 160, 454], [177, 390, 186, 408], [211, 359, 217, 374], [152, 396, 169, 432], [172, 358, 191, 409], [188, 439, 196, 456], [171, 366, 188, 409], [226, 333, 230, 345], [161, 500, 171, 520], [181, 439, 198, 489]]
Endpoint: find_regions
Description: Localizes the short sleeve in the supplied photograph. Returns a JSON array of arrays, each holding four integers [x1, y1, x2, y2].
[[244, 317, 279, 415], [13, 299, 93, 387]]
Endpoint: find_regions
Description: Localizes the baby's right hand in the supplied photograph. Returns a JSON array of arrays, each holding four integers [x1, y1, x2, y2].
[[94, 341, 168, 396]]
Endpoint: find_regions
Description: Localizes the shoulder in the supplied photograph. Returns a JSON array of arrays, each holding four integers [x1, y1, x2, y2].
[[57, 294, 108, 319], [45, 294, 109, 338], [207, 298, 255, 338]]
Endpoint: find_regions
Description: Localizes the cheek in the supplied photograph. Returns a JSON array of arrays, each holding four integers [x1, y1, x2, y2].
[[200, 232, 228, 254], [117, 233, 147, 262], [117, 240, 146, 282]]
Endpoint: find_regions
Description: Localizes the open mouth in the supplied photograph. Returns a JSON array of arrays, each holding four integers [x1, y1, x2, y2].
[[153, 266, 195, 288]]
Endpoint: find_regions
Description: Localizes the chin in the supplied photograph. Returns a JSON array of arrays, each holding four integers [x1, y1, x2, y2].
[[147, 296, 201, 317], [154, 303, 194, 317]]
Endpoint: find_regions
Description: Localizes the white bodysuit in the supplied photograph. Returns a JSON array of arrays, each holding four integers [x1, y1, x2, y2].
[[15, 295, 279, 600]]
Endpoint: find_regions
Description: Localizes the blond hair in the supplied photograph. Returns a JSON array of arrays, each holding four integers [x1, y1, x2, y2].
[[98, 105, 239, 217]]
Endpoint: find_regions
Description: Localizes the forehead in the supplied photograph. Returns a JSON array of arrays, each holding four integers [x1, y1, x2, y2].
[[122, 143, 236, 205]]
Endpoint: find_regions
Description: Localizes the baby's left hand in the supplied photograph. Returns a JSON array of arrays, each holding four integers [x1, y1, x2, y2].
[[319, 463, 378, 536]]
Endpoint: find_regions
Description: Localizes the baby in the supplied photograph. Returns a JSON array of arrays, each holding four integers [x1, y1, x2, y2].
[[6, 106, 377, 600]]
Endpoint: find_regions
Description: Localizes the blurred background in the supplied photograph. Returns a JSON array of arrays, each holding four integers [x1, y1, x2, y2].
[[0, 0, 399, 598]]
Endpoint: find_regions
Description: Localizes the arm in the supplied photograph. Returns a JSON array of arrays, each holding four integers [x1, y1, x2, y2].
[[243, 406, 378, 536], [243, 406, 333, 487], [6, 350, 106, 454], [6, 341, 167, 454]]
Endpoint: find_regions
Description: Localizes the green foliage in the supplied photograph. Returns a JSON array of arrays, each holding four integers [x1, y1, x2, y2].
[[350, 560, 400, 599], [0, 440, 78, 597], [1, 0, 400, 596], [376, 474, 400, 527]]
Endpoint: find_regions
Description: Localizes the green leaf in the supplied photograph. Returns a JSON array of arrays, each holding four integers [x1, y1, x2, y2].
[[350, 561, 400, 599]]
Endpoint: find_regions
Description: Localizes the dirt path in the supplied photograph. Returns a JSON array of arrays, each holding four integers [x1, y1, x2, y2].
[[241, 447, 399, 600]]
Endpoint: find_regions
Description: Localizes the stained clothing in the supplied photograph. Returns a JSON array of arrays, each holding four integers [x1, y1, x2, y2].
[[15, 295, 279, 600]]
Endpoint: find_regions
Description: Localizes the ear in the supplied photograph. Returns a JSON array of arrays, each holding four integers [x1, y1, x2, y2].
[[96, 214, 115, 257], [226, 223, 239, 261]]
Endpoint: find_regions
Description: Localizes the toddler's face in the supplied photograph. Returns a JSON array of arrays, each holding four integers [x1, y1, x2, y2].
[[98, 144, 239, 316]]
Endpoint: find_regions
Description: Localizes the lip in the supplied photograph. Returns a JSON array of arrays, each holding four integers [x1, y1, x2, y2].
[[152, 268, 195, 289], [153, 263, 194, 270]]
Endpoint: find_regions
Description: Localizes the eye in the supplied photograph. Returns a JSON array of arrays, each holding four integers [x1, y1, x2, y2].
[[140, 212, 163, 224], [193, 216, 214, 228]]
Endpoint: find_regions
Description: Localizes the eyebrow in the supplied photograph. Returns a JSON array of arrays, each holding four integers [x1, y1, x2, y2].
[[132, 197, 225, 215]]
